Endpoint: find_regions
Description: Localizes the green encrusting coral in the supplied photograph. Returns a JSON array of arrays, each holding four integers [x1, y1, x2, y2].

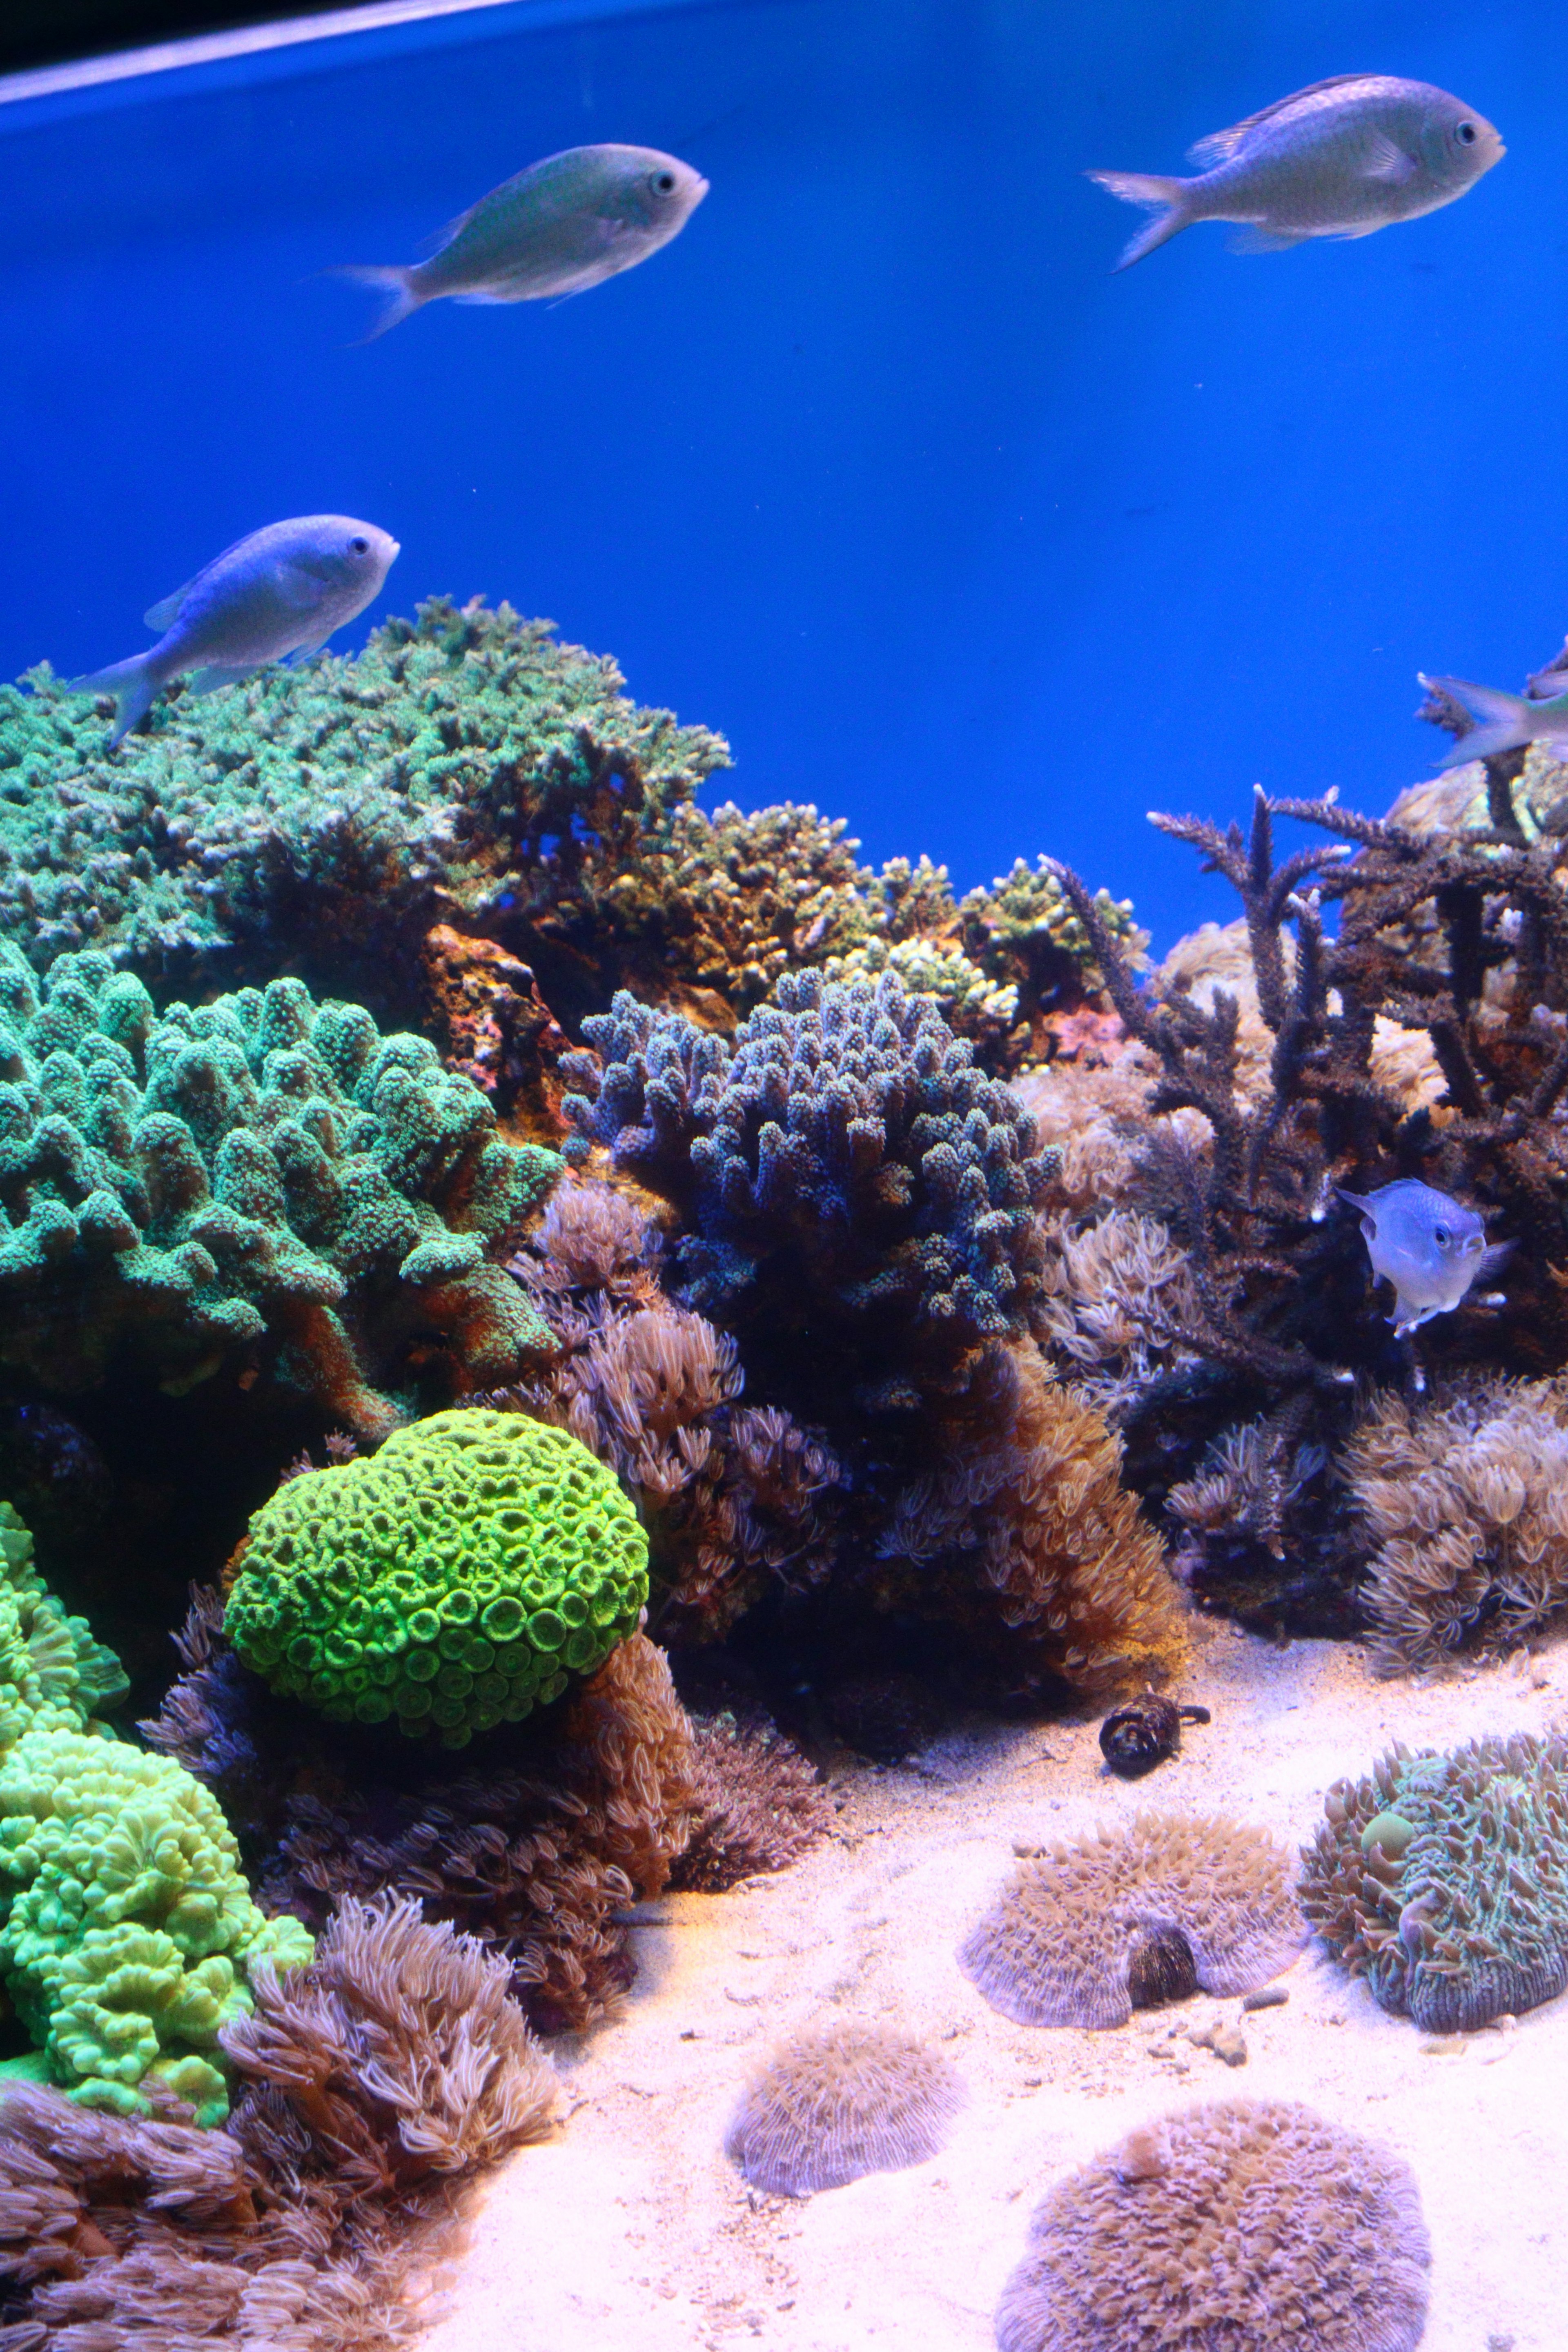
[[0, 1500, 312, 2125], [1300, 1733, 1568, 2031], [0, 945, 560, 1433], [225, 1408, 649, 1746]]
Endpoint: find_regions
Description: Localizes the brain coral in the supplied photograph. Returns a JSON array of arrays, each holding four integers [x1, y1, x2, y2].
[[225, 1408, 649, 1746], [724, 2020, 964, 2196], [995, 2098, 1430, 2352], [960, 1814, 1304, 2027], [0, 1726, 312, 2125], [1300, 1732, 1568, 2031], [0, 946, 559, 1434], [0, 1498, 127, 1744]]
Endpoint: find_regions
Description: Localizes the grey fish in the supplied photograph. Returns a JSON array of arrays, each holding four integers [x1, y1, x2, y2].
[[339, 143, 709, 338], [70, 515, 399, 746], [1090, 74, 1503, 271], [1338, 1179, 1510, 1336], [1420, 672, 1568, 769]]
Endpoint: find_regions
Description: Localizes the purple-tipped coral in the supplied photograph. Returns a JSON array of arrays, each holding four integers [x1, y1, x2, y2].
[[996, 2098, 1430, 2352], [960, 1814, 1303, 2028], [724, 2020, 964, 2196]]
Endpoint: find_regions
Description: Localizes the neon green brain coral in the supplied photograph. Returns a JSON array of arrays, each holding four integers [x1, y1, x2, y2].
[[225, 1408, 650, 1746]]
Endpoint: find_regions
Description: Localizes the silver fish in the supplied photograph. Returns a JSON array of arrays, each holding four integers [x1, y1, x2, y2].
[[340, 143, 709, 338], [70, 515, 399, 746], [1338, 1178, 1509, 1336], [1090, 74, 1503, 271], [1420, 672, 1568, 769]]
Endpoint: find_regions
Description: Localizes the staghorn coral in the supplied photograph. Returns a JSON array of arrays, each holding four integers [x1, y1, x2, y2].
[[1343, 1374, 1568, 1673], [670, 1710, 833, 1892], [0, 948, 559, 1436], [959, 1812, 1303, 2028], [874, 1341, 1189, 1697], [0, 1497, 127, 1746], [1300, 1732, 1568, 2031], [995, 2097, 1430, 2352], [256, 1632, 702, 2034], [724, 2020, 964, 2197], [0, 1727, 313, 2125], [225, 1410, 648, 1745]]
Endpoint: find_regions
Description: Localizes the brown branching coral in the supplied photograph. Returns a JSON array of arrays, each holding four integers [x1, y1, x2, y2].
[[875, 1341, 1188, 1698], [959, 1814, 1303, 2028], [995, 2098, 1430, 2352], [0, 1899, 559, 2350], [1343, 1374, 1568, 1673]]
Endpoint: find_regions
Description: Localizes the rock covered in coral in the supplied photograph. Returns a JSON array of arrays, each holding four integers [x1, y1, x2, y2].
[[225, 1409, 648, 1745], [1344, 1374, 1568, 1675], [0, 1497, 127, 1746], [0, 1727, 313, 2125], [724, 2020, 964, 2197], [819, 1668, 944, 1761], [0, 948, 560, 1434], [1300, 1733, 1568, 2031], [995, 2098, 1430, 2352], [960, 1813, 1303, 2028], [417, 923, 571, 1136]]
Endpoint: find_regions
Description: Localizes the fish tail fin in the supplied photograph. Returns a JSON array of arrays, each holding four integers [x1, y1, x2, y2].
[[1085, 171, 1191, 270], [330, 264, 424, 341], [69, 655, 159, 748], [1419, 674, 1535, 767]]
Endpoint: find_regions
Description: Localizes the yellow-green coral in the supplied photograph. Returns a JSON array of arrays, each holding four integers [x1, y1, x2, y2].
[[225, 1408, 649, 1746], [825, 935, 1019, 1037], [0, 1726, 312, 2124], [0, 1500, 127, 1745], [960, 857, 1146, 972]]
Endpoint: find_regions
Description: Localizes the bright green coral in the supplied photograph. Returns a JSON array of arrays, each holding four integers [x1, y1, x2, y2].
[[0, 1500, 128, 1745], [0, 1726, 313, 2124], [226, 1407, 649, 1747], [0, 948, 560, 1433]]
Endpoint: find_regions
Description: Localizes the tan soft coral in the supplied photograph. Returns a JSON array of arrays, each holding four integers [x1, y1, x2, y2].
[[877, 1341, 1188, 1695], [1344, 1374, 1568, 1674], [1035, 1210, 1202, 1414]]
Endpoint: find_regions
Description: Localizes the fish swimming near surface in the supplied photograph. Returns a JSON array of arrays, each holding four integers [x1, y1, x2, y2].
[[1420, 672, 1568, 769], [70, 516, 400, 747], [338, 143, 709, 338], [1089, 74, 1503, 270], [1338, 1178, 1511, 1336]]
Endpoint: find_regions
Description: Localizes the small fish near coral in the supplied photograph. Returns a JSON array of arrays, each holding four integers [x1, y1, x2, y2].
[[337, 143, 709, 337], [1421, 669, 1568, 768], [68, 514, 399, 746], [1098, 1691, 1211, 1778], [1090, 73, 1502, 270], [1337, 1178, 1510, 1337]]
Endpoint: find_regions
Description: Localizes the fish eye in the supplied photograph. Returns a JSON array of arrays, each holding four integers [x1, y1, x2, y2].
[[349, 535, 369, 554], [1433, 1225, 1450, 1245], [651, 169, 677, 194], [1457, 121, 1477, 144]]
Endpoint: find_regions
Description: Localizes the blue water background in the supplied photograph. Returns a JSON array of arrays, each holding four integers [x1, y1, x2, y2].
[[0, 0, 1555, 947]]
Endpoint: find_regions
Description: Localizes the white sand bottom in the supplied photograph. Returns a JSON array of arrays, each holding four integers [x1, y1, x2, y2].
[[419, 1620, 1568, 2352]]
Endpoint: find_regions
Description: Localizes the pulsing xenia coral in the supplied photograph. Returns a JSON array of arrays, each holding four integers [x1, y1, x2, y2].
[[0, 948, 559, 1434], [1300, 1732, 1568, 2031], [225, 1408, 648, 1746]]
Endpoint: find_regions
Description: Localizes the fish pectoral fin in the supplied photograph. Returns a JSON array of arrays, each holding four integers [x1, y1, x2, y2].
[[1362, 134, 1419, 185], [143, 579, 197, 631], [186, 664, 260, 697], [1225, 224, 1308, 254], [1478, 1240, 1516, 1280]]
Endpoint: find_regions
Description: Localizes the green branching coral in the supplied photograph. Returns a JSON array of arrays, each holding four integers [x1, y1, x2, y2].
[[960, 856, 1145, 972], [0, 1727, 312, 2124], [1300, 1733, 1568, 2031], [0, 946, 559, 1434], [0, 597, 730, 1007], [225, 1408, 649, 1746], [0, 1499, 127, 1744]]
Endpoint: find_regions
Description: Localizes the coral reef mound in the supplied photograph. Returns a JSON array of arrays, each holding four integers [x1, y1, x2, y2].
[[994, 2097, 1430, 2352], [0, 1727, 313, 2125], [1300, 1732, 1568, 2031], [0, 1496, 128, 1743], [225, 1409, 648, 1747], [0, 948, 560, 1435], [959, 1814, 1304, 2028], [724, 2019, 964, 2196]]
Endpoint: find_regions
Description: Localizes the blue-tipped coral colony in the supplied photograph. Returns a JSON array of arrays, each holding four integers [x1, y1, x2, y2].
[[0, 12, 1563, 2349]]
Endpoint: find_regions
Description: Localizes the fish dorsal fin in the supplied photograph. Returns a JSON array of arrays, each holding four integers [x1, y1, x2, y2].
[[1187, 73, 1378, 165]]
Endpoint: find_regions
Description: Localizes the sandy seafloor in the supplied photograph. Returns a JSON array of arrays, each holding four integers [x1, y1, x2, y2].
[[418, 1619, 1567, 2352]]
